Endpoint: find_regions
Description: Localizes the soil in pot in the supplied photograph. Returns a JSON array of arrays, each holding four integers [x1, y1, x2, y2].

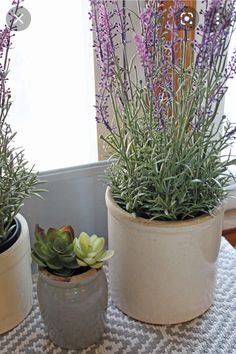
[[0, 217, 21, 254]]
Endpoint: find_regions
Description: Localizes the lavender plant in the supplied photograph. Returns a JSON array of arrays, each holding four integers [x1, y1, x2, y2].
[[90, 0, 236, 220], [0, 0, 42, 243]]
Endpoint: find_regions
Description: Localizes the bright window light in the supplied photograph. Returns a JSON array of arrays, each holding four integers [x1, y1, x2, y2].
[[0, 0, 97, 172], [224, 20, 236, 166]]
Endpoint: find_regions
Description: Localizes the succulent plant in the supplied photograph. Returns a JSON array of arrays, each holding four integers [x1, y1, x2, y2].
[[32, 225, 79, 276], [32, 225, 114, 276], [73, 232, 114, 269]]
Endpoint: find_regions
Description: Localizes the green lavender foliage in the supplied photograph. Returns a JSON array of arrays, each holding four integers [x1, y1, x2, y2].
[[0, 118, 43, 242], [0, 0, 43, 243], [105, 114, 234, 220]]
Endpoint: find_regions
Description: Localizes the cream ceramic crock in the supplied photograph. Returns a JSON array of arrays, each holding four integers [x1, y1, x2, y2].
[[0, 214, 32, 334], [106, 187, 224, 325]]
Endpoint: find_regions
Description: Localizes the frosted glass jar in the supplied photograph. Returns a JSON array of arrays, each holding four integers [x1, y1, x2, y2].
[[37, 267, 108, 349]]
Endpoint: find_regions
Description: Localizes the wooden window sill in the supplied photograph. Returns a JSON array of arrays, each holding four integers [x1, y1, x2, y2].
[[223, 209, 236, 247]]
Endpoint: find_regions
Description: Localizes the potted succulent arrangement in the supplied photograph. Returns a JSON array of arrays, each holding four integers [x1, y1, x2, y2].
[[0, 0, 42, 333], [90, 0, 236, 324], [31, 225, 114, 350]]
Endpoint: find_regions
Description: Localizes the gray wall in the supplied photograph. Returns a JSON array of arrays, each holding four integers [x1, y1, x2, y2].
[[22, 161, 110, 246]]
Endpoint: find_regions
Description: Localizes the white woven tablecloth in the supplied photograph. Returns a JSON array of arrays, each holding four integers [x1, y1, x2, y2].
[[0, 237, 236, 354]]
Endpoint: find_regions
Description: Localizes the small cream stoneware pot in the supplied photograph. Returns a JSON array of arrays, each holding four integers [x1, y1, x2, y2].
[[106, 187, 224, 325], [0, 214, 33, 334]]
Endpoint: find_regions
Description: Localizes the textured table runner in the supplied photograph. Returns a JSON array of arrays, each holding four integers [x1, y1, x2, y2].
[[0, 238, 236, 354]]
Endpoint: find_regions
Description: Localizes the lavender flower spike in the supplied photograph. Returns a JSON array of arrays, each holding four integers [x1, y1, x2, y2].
[[134, 33, 154, 80], [89, 0, 117, 131]]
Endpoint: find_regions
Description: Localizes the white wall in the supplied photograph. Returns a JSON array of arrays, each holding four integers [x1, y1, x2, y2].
[[22, 161, 110, 246]]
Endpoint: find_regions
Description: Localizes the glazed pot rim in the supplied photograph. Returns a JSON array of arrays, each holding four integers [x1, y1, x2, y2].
[[105, 186, 224, 229], [38, 267, 101, 287], [0, 216, 21, 254]]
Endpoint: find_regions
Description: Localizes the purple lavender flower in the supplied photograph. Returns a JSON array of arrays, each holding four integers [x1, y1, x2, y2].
[[89, 0, 116, 130], [134, 33, 154, 80], [0, 28, 10, 54], [193, 0, 236, 130], [226, 47, 236, 78], [89, 0, 236, 221], [0, 0, 22, 110], [225, 124, 236, 139], [196, 0, 235, 68], [90, 0, 236, 137], [135, 1, 169, 123], [89, 0, 133, 130], [12, 0, 24, 4]]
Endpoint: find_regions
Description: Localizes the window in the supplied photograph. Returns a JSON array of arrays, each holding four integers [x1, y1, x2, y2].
[[0, 0, 97, 172], [224, 23, 236, 173]]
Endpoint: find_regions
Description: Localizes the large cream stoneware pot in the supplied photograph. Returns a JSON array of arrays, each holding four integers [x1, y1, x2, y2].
[[0, 214, 33, 334], [106, 187, 224, 325]]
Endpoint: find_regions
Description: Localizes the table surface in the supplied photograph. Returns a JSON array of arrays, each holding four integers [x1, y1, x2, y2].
[[0, 237, 236, 354]]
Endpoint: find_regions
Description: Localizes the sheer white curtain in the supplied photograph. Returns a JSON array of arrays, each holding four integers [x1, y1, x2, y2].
[[0, 0, 97, 172]]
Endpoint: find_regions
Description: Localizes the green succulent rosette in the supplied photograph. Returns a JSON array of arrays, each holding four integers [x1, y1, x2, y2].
[[73, 232, 114, 269], [32, 225, 79, 276]]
